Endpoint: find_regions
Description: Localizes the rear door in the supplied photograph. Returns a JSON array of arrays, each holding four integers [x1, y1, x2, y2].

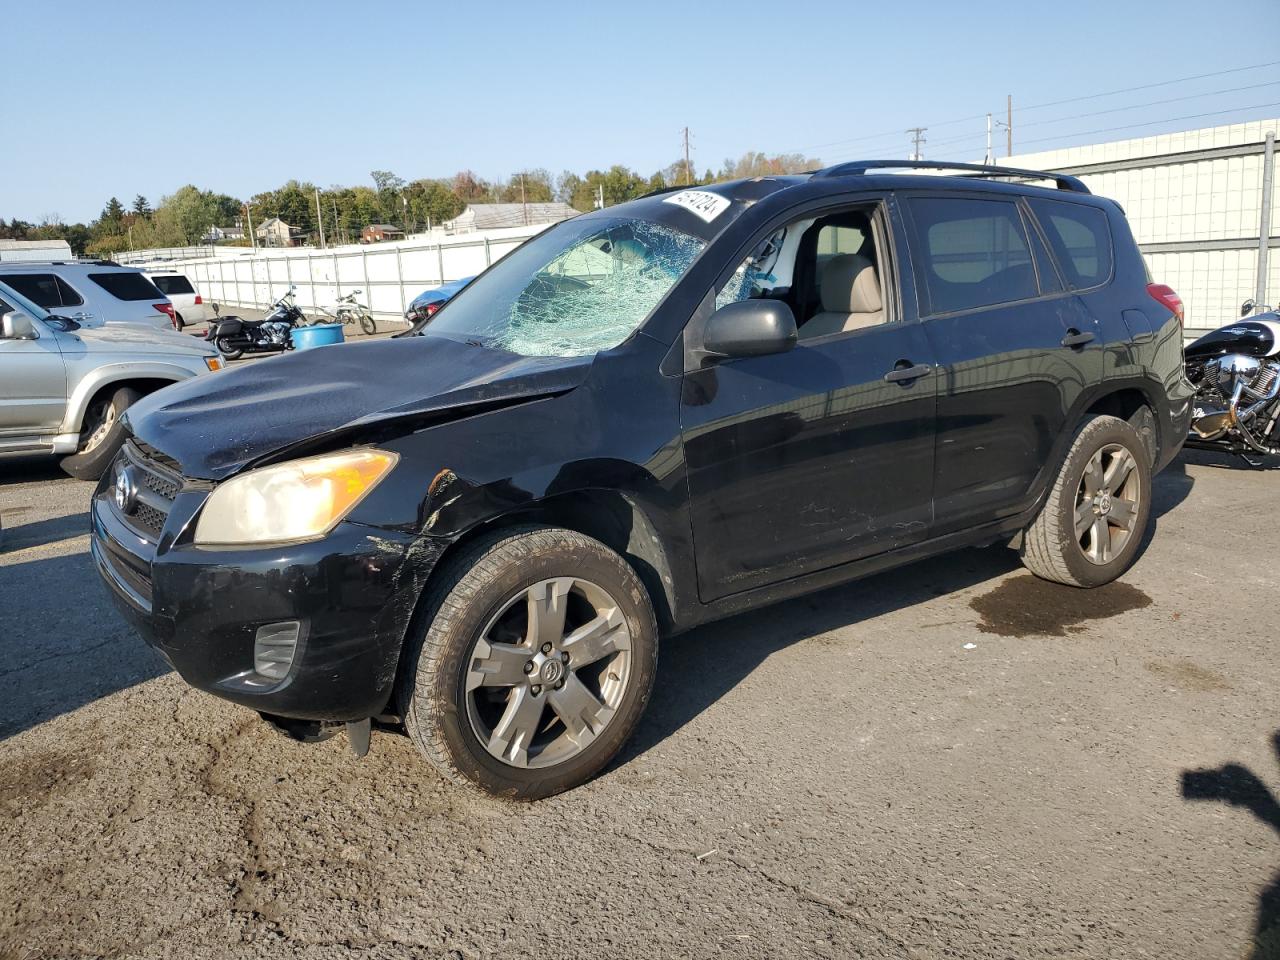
[[903, 193, 1089, 534], [0, 294, 67, 433], [0, 272, 99, 326]]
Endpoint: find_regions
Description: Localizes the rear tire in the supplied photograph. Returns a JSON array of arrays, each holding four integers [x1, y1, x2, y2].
[[173, 312, 185, 331], [398, 526, 658, 800], [215, 336, 243, 361], [60, 386, 141, 480], [1019, 414, 1152, 587]]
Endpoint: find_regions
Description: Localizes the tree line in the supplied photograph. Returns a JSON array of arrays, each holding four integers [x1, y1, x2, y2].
[[0, 150, 818, 258]]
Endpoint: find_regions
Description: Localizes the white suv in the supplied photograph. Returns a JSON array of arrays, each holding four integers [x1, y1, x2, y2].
[[0, 261, 175, 332], [0, 279, 221, 479], [145, 272, 216, 329]]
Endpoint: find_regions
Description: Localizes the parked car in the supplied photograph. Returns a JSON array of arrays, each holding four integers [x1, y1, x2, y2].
[[92, 161, 1193, 799], [0, 279, 222, 479], [0, 261, 176, 332], [145, 272, 216, 329], [397, 276, 475, 336]]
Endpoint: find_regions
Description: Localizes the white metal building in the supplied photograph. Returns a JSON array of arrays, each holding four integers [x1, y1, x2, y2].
[[1007, 118, 1279, 335], [0, 238, 73, 262]]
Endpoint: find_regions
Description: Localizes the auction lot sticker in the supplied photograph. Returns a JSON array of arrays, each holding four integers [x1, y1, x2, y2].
[[663, 190, 731, 223]]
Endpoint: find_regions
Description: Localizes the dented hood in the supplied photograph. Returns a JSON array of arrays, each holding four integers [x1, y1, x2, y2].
[[125, 335, 593, 480]]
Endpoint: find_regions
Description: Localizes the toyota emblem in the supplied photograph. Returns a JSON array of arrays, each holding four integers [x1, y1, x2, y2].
[[114, 465, 138, 513]]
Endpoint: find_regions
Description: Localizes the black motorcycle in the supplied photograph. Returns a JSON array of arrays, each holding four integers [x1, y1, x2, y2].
[[1185, 299, 1280, 463], [205, 288, 305, 361]]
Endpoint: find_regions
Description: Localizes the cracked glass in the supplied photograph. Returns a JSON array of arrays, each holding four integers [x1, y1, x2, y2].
[[426, 217, 705, 358]]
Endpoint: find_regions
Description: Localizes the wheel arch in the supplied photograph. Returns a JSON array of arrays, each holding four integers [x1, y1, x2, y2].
[[62, 364, 195, 434]]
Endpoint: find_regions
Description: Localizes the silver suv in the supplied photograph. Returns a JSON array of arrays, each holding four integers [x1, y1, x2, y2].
[[0, 280, 222, 479], [0, 261, 176, 331]]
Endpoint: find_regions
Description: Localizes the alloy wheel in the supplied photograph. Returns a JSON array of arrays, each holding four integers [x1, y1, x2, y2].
[[82, 400, 117, 452], [1074, 442, 1141, 564], [464, 577, 632, 769]]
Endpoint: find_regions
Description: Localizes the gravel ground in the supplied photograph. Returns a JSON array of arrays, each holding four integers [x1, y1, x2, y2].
[[1, 447, 1277, 960]]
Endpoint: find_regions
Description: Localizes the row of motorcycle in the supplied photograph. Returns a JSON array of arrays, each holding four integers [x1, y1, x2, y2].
[[205, 286, 1280, 465], [204, 287, 375, 360]]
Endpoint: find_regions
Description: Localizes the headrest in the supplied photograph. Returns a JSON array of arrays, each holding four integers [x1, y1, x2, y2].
[[820, 254, 882, 314]]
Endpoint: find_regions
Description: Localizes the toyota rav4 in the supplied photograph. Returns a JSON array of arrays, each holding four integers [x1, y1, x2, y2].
[[91, 161, 1193, 799]]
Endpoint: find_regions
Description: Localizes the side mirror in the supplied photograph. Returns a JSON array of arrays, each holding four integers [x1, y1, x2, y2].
[[0, 311, 38, 341], [1241, 298, 1256, 317], [699, 299, 797, 363]]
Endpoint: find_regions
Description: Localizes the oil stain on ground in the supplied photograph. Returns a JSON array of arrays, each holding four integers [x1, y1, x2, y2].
[[970, 574, 1152, 637], [1145, 659, 1231, 691]]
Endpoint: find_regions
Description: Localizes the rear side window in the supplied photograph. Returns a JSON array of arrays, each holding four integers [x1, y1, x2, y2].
[[151, 274, 195, 296], [907, 197, 1037, 315], [0, 273, 84, 308], [1028, 200, 1112, 288], [89, 271, 165, 301]]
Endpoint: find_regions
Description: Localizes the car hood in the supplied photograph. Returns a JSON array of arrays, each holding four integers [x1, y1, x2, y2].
[[63, 322, 214, 358], [124, 335, 593, 481]]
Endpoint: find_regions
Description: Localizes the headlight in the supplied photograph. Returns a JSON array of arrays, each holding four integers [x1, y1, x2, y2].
[[194, 448, 398, 545]]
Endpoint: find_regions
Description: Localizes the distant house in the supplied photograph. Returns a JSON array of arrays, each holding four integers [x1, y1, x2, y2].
[[206, 223, 245, 242], [0, 238, 73, 262], [256, 217, 303, 247], [361, 223, 405, 244], [444, 202, 579, 233]]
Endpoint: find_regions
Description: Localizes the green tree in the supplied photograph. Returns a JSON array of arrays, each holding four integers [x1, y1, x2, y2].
[[451, 170, 491, 203], [131, 195, 152, 218]]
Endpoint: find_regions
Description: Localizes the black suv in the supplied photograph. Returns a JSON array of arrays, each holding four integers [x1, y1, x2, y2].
[[92, 161, 1193, 799]]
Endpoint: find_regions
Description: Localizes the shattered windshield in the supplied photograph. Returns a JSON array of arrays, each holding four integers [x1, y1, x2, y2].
[[425, 217, 705, 357]]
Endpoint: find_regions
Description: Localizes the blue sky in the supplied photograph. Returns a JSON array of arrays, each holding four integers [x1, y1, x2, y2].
[[3, 0, 1279, 223]]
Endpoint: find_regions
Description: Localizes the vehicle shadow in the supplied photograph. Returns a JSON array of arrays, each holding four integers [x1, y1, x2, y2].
[[1181, 731, 1280, 959], [0, 512, 90, 552], [626, 463, 1198, 764], [1181, 447, 1280, 472], [0, 456, 69, 488], [625, 543, 1020, 761], [0, 551, 169, 740]]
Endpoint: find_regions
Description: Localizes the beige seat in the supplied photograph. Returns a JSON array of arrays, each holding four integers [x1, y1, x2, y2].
[[801, 253, 883, 339]]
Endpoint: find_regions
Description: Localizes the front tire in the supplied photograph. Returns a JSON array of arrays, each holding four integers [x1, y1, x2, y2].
[[358, 313, 376, 335], [1019, 414, 1152, 587], [399, 526, 658, 800], [60, 386, 141, 480]]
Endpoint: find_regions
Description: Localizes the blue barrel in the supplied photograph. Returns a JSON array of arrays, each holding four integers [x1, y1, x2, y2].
[[292, 323, 345, 350]]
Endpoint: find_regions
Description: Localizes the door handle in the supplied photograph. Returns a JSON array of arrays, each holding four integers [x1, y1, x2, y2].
[[1060, 329, 1095, 349], [883, 362, 933, 383]]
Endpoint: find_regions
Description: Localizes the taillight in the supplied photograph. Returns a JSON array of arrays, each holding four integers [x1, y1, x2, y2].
[[153, 302, 177, 328], [194, 295, 203, 305], [1147, 283, 1184, 328], [425, 302, 441, 317]]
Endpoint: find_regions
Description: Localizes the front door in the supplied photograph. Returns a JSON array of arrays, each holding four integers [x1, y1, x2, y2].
[[0, 302, 67, 433], [681, 200, 936, 602]]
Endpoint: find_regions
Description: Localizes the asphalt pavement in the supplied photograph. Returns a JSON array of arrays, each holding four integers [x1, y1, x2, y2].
[[1, 447, 1277, 960]]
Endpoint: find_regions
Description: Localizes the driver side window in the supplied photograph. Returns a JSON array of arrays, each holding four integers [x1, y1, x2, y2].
[[715, 205, 888, 340]]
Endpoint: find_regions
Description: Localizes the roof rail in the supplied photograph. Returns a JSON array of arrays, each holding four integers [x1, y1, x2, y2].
[[812, 160, 1090, 194]]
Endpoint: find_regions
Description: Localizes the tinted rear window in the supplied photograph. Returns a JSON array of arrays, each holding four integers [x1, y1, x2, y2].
[[907, 197, 1037, 315], [1029, 200, 1112, 288], [151, 274, 195, 296], [89, 271, 165, 301], [0, 273, 84, 308]]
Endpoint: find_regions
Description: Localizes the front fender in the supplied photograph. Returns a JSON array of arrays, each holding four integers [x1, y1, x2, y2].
[[62, 362, 200, 434]]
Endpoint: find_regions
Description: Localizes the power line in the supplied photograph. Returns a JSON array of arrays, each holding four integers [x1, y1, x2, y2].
[[1016, 101, 1280, 148], [1017, 79, 1280, 130], [1018, 59, 1280, 113]]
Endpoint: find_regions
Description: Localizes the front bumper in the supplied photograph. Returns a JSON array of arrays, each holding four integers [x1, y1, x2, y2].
[[91, 473, 442, 722]]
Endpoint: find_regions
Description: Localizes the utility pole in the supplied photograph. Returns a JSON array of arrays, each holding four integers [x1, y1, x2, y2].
[[520, 172, 528, 225], [985, 114, 994, 165], [907, 127, 927, 161], [682, 126, 692, 184], [244, 203, 257, 252], [331, 198, 340, 245], [595, 184, 605, 210], [1006, 94, 1013, 157], [315, 187, 325, 249]]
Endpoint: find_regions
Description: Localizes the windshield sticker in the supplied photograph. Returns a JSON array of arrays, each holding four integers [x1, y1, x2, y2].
[[663, 190, 731, 223]]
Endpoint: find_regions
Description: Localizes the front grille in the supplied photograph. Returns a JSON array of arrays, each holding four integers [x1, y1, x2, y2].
[[115, 440, 183, 538]]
